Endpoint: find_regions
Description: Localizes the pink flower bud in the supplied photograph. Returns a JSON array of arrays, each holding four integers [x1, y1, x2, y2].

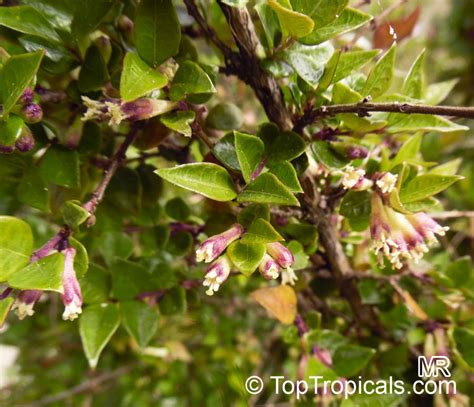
[[15, 128, 35, 152], [196, 223, 244, 263], [203, 255, 232, 296], [266, 242, 294, 269], [0, 144, 16, 154], [21, 103, 43, 123], [12, 290, 42, 320], [62, 247, 83, 321], [258, 253, 280, 280], [20, 88, 34, 104]]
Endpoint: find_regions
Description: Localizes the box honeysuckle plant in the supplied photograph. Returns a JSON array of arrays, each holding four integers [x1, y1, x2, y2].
[[0, 0, 473, 405]]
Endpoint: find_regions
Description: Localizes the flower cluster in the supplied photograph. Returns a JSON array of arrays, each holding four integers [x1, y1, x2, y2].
[[370, 192, 448, 269], [195, 224, 296, 295], [82, 96, 177, 126], [12, 240, 83, 321]]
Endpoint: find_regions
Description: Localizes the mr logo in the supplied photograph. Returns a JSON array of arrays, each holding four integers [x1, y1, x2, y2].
[[418, 356, 451, 378]]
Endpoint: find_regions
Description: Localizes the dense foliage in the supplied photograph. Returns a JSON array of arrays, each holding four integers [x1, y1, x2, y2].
[[0, 0, 473, 406]]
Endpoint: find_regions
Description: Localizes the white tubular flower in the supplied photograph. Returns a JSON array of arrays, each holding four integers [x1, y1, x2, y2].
[[203, 255, 232, 296], [370, 193, 448, 270], [195, 224, 244, 263], [375, 172, 398, 194], [340, 166, 373, 190], [281, 268, 298, 286], [12, 290, 42, 320], [82, 96, 177, 126], [258, 253, 280, 280], [62, 247, 83, 321]]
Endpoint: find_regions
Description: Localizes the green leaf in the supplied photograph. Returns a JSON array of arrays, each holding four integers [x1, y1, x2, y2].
[[80, 264, 109, 304], [267, 160, 303, 193], [71, 0, 115, 40], [156, 163, 237, 202], [391, 133, 422, 168], [134, 0, 181, 66], [227, 241, 266, 276], [332, 344, 375, 377], [99, 232, 133, 266], [332, 50, 380, 84], [159, 286, 186, 315], [312, 141, 350, 169], [206, 103, 243, 131], [0, 50, 44, 117], [362, 44, 396, 99], [302, 8, 372, 45], [17, 168, 50, 212], [255, 2, 280, 49], [399, 174, 463, 203], [121, 301, 159, 348], [303, 0, 348, 28], [8, 253, 64, 292], [0, 6, 60, 42], [120, 52, 168, 102], [237, 173, 299, 206], [238, 204, 270, 228], [425, 79, 458, 105], [241, 218, 283, 244], [0, 216, 33, 282], [39, 146, 80, 188], [0, 116, 24, 146], [212, 132, 241, 171], [445, 256, 472, 288], [340, 191, 371, 220], [285, 42, 334, 88], [221, 0, 248, 6], [169, 61, 216, 101], [165, 197, 190, 221], [387, 114, 468, 133], [70, 238, 89, 279], [78, 43, 109, 92], [430, 158, 462, 176], [111, 260, 152, 300], [268, 0, 314, 38], [402, 50, 426, 99], [80, 303, 120, 369], [452, 327, 474, 369], [0, 297, 14, 327], [63, 200, 90, 228], [266, 131, 306, 163], [234, 132, 265, 183], [160, 111, 195, 137]]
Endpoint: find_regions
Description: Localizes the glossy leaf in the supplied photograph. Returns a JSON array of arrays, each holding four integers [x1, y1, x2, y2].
[[120, 52, 168, 102], [332, 50, 380, 84], [134, 0, 181, 66], [387, 114, 468, 133], [227, 241, 266, 276], [0, 216, 34, 282], [156, 163, 237, 202], [267, 160, 303, 193], [39, 146, 80, 188], [121, 301, 159, 348], [237, 173, 299, 206], [80, 303, 120, 369], [362, 44, 396, 99], [17, 168, 50, 212], [399, 174, 463, 203], [402, 50, 426, 99], [268, 0, 314, 38], [0, 297, 14, 327], [169, 61, 216, 101], [234, 132, 265, 183], [160, 111, 196, 137], [71, 0, 115, 40], [241, 218, 283, 244]]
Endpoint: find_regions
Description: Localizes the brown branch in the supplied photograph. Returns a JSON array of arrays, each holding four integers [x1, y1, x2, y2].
[[217, 1, 293, 131], [295, 102, 474, 131]]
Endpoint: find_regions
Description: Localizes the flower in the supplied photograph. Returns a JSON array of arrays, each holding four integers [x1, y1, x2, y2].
[[258, 253, 280, 280], [21, 103, 43, 123], [281, 267, 298, 286], [12, 290, 42, 320], [370, 193, 448, 269], [15, 127, 35, 152], [82, 96, 177, 126], [61, 247, 83, 321], [340, 166, 373, 190], [266, 242, 294, 269], [196, 223, 244, 263], [203, 255, 232, 296], [375, 172, 398, 194]]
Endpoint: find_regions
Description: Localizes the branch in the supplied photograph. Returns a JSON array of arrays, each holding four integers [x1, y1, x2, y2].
[[295, 102, 474, 131]]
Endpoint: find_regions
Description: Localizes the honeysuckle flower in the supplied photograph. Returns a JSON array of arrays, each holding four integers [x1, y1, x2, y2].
[[258, 253, 280, 280], [12, 290, 42, 320], [196, 223, 244, 263], [375, 172, 398, 194], [21, 103, 43, 123], [15, 127, 35, 152], [159, 58, 179, 81], [340, 166, 373, 190], [370, 193, 448, 269], [61, 247, 83, 321], [266, 242, 294, 269], [203, 255, 232, 296], [82, 96, 177, 126]]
